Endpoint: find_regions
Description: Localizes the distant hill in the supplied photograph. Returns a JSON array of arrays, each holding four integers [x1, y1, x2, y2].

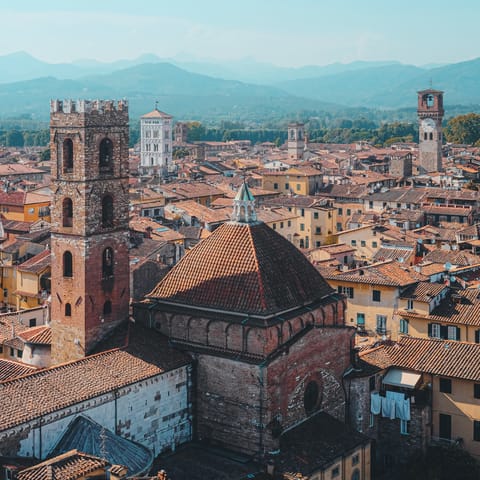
[[2, 52, 480, 122], [0, 62, 338, 121]]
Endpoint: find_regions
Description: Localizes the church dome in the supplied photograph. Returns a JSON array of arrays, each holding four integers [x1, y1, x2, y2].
[[148, 220, 334, 317]]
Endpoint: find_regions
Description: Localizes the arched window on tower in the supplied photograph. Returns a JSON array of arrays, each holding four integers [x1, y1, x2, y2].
[[429, 132, 433, 140], [63, 138, 73, 173], [63, 251, 73, 277], [65, 303, 72, 316], [102, 247, 114, 278], [99, 138, 113, 172], [62, 198, 73, 227], [102, 195, 114, 228], [103, 300, 112, 315]]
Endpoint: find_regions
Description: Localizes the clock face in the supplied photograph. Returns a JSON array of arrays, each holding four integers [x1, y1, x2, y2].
[[422, 118, 436, 132]]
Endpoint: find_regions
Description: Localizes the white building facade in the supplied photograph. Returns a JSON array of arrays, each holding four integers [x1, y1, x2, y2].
[[140, 108, 173, 177]]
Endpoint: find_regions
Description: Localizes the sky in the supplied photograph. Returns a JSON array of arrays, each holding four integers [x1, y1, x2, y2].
[[0, 0, 478, 67]]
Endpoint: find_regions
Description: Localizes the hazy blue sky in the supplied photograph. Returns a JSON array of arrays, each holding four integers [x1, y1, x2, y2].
[[0, 0, 478, 66]]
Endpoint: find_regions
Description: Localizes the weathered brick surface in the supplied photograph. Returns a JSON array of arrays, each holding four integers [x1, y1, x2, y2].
[[50, 100, 130, 364]]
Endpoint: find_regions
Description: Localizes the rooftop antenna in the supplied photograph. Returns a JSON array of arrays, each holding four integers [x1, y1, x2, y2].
[[429, 78, 433, 88]]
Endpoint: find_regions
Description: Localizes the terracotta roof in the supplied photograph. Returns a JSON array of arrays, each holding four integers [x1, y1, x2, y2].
[[362, 336, 480, 382], [399, 282, 447, 302], [17, 250, 50, 273], [319, 260, 420, 287], [423, 249, 478, 267], [0, 339, 189, 432], [141, 108, 172, 119], [18, 325, 51, 345], [373, 247, 413, 263], [148, 221, 334, 317], [0, 359, 37, 381], [18, 450, 109, 480], [399, 289, 480, 327]]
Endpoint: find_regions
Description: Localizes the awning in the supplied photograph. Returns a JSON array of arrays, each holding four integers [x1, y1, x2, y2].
[[383, 368, 421, 389]]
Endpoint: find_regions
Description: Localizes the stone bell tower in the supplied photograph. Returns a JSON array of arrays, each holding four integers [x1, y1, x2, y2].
[[287, 122, 305, 160], [50, 99, 130, 364], [418, 89, 444, 174]]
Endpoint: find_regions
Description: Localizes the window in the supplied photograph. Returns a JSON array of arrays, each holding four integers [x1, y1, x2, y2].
[[372, 241, 378, 248], [429, 323, 441, 339], [372, 290, 381, 302], [407, 299, 414, 310], [474, 384, 480, 399], [65, 303, 71, 316], [63, 251, 73, 277], [3, 288, 7, 299], [316, 241, 321, 247], [304, 381, 320, 414], [338, 286, 354, 299], [273, 183, 278, 190], [351, 469, 360, 480], [103, 300, 112, 315], [63, 138, 74, 172], [357, 313, 365, 326], [300, 224, 305, 231], [296, 184, 301, 191], [400, 419, 409, 435], [316, 227, 321, 234], [351, 240, 357, 246], [331, 466, 340, 478], [29, 318, 36, 327], [280, 222, 284, 229], [10, 347, 14, 356], [99, 138, 113, 171], [361, 240, 366, 247], [376, 315, 387, 334], [314, 212, 319, 219], [369, 375, 376, 391], [347, 209, 351, 216], [287, 220, 291, 227], [439, 378, 452, 393], [285, 183, 289, 190], [338, 208, 343, 215], [16, 349, 22, 358], [102, 195, 114, 228], [369, 413, 374, 428], [352, 454, 359, 466], [447, 325, 460, 341], [475, 421, 480, 442], [439, 413, 451, 440], [300, 209, 305, 217], [62, 198, 73, 227], [272, 223, 276, 230], [102, 248, 114, 278], [400, 318, 409, 335]]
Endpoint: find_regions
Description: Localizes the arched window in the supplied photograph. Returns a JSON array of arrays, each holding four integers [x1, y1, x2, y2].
[[429, 132, 433, 141], [102, 247, 114, 278], [99, 138, 113, 172], [63, 138, 73, 172], [304, 381, 320, 415], [65, 303, 72, 316], [62, 198, 73, 227], [102, 195, 114, 228], [103, 300, 112, 315], [63, 251, 73, 277]]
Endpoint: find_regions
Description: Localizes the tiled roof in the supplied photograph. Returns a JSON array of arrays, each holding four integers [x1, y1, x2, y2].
[[0, 337, 189, 432], [399, 289, 480, 326], [423, 249, 478, 267], [18, 450, 109, 480], [399, 282, 447, 302], [373, 247, 413, 263], [141, 108, 172, 119], [17, 250, 50, 273], [148, 221, 334, 316], [18, 325, 51, 345], [0, 359, 37, 381], [362, 336, 480, 382], [319, 260, 420, 287]]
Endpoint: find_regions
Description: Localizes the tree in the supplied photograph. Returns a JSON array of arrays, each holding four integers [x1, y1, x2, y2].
[[40, 148, 50, 161], [186, 122, 206, 142], [6, 130, 24, 147], [444, 113, 480, 145]]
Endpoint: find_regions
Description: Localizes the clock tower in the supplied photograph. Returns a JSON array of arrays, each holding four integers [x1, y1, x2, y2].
[[417, 89, 444, 174]]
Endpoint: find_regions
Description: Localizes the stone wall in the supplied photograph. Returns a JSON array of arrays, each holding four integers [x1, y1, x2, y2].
[[0, 365, 191, 459]]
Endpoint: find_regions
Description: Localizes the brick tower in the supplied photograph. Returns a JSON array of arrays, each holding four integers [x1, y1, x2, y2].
[[417, 89, 444, 174], [50, 100, 130, 364]]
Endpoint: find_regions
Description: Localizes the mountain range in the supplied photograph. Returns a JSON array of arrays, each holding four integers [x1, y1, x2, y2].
[[1, 52, 480, 122]]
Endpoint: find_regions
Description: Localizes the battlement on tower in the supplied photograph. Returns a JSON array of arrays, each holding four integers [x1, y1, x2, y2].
[[50, 99, 129, 127]]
